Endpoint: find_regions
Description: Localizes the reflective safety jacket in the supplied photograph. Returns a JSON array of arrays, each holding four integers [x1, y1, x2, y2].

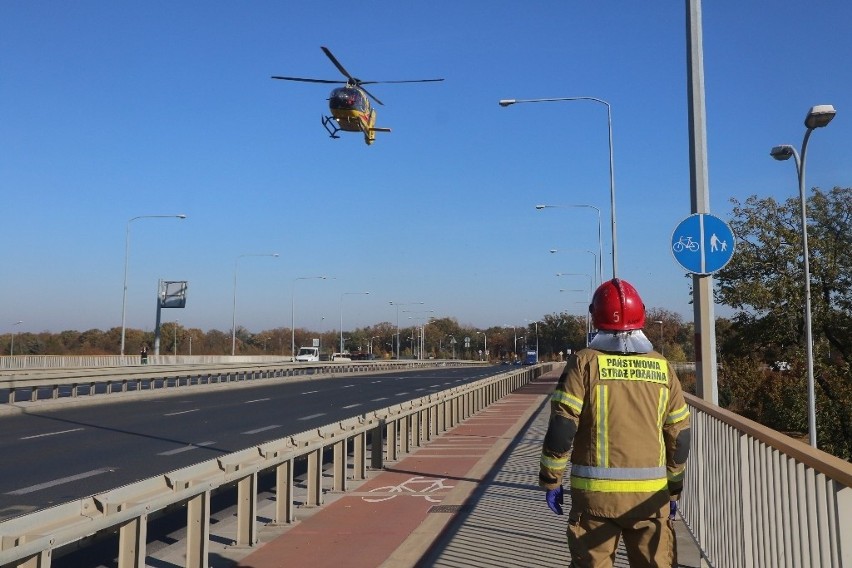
[[539, 348, 691, 519]]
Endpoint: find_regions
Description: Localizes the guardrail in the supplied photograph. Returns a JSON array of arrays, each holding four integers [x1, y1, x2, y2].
[[0, 364, 551, 567], [0, 359, 484, 408], [0, 354, 482, 371], [681, 393, 852, 568]]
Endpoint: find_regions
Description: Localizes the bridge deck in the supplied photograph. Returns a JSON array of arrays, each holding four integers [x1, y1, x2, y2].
[[189, 368, 703, 567]]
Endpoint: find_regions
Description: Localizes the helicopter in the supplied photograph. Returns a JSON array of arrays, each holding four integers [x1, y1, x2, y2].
[[271, 46, 443, 145]]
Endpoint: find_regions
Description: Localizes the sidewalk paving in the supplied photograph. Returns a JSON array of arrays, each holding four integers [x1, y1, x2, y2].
[[221, 366, 701, 567]]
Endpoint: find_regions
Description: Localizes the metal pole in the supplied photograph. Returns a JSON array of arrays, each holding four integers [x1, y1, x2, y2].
[[686, 0, 718, 404], [501, 98, 617, 278], [10, 321, 22, 356], [797, 132, 817, 447], [120, 214, 186, 356]]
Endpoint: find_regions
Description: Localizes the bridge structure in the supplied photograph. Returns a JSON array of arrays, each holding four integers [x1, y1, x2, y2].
[[0, 359, 850, 567]]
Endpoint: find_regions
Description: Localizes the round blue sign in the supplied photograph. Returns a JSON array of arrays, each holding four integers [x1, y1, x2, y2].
[[671, 213, 735, 275]]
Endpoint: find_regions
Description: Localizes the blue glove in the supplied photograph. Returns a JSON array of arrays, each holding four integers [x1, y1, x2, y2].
[[669, 500, 678, 520], [546, 486, 564, 515]]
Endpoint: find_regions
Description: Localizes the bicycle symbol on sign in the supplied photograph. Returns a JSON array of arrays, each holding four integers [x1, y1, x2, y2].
[[672, 235, 700, 253], [362, 476, 455, 503]]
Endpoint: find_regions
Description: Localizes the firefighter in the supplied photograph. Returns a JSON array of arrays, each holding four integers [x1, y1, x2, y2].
[[539, 278, 691, 567]]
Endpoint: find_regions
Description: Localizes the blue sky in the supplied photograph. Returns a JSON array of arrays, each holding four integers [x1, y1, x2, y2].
[[2, 2, 850, 335]]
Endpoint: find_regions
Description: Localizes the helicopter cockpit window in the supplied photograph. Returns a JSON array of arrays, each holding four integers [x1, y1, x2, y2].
[[329, 88, 366, 111]]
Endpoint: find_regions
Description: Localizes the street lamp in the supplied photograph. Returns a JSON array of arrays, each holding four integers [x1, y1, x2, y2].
[[537, 204, 604, 285], [770, 103, 836, 448], [292, 276, 330, 360], [500, 97, 617, 278], [9, 320, 22, 355], [340, 291, 370, 352], [120, 214, 187, 355], [654, 320, 664, 355], [231, 253, 279, 356], [476, 331, 488, 361], [389, 301, 424, 359], [404, 310, 434, 359], [550, 248, 600, 288]]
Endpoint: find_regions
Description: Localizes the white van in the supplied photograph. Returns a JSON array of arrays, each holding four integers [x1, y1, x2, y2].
[[331, 352, 352, 362], [295, 347, 320, 362]]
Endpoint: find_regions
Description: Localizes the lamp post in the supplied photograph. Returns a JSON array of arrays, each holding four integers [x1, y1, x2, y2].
[[500, 97, 617, 278], [120, 214, 187, 355], [10, 320, 22, 355], [654, 320, 664, 355], [340, 292, 370, 352], [549, 248, 600, 288], [476, 331, 487, 362], [404, 310, 434, 359], [770, 104, 836, 448], [231, 253, 279, 356], [537, 204, 604, 286], [291, 276, 329, 360], [389, 301, 424, 359]]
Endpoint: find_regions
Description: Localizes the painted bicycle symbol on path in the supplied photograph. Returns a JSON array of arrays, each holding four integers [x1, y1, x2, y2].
[[362, 476, 454, 503]]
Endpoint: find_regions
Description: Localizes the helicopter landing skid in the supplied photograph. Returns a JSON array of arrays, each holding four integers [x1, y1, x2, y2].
[[321, 115, 341, 139]]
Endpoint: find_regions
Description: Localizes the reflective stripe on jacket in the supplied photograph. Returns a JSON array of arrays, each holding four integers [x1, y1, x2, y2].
[[540, 349, 690, 519]]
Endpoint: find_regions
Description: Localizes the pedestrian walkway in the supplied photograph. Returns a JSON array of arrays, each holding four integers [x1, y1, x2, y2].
[[225, 366, 702, 568]]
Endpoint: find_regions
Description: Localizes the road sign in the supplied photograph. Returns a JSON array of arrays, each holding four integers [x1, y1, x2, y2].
[[671, 213, 736, 275]]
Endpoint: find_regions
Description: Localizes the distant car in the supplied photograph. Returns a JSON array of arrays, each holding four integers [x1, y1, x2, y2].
[[331, 352, 352, 362]]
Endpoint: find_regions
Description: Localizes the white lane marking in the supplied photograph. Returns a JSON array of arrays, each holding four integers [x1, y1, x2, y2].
[[20, 428, 84, 440], [6, 467, 116, 495], [158, 441, 216, 456], [370, 381, 382, 384], [302, 390, 319, 395], [298, 413, 325, 421], [242, 425, 281, 435], [164, 409, 199, 416], [395, 392, 410, 397], [342, 384, 355, 388], [372, 397, 388, 402], [342, 404, 361, 409], [245, 398, 270, 404]]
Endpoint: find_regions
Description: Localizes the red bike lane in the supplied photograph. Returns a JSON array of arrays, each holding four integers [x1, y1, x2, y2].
[[236, 371, 559, 568]]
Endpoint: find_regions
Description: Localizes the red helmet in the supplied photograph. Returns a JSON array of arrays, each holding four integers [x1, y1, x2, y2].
[[590, 278, 646, 331]]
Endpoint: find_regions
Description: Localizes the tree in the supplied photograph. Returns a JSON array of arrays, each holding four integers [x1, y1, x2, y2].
[[716, 187, 852, 458]]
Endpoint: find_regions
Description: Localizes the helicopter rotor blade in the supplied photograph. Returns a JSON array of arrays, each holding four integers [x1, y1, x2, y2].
[[359, 79, 445, 85], [271, 75, 342, 84], [358, 85, 384, 106], [321, 46, 356, 82]]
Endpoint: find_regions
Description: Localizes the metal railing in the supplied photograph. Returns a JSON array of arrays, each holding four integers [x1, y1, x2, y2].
[[0, 359, 484, 408], [0, 364, 549, 567], [681, 393, 852, 567]]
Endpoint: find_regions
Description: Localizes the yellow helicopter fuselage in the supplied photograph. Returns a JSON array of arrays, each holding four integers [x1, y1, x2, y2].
[[327, 86, 388, 145]]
